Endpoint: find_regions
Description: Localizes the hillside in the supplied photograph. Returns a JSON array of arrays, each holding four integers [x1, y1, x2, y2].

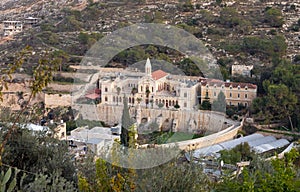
[[0, 0, 299, 77]]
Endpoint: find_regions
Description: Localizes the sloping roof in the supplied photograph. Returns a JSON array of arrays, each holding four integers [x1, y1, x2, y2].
[[152, 70, 168, 80], [200, 78, 257, 89], [219, 133, 264, 150], [253, 139, 289, 154], [85, 93, 100, 99], [86, 88, 101, 94], [86, 138, 105, 145]]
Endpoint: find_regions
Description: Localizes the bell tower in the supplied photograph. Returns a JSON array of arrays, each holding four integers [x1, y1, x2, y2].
[[145, 58, 152, 76]]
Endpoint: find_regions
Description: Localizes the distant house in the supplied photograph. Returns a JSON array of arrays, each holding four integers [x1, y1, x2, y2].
[[85, 138, 113, 155], [24, 17, 40, 28], [24, 122, 67, 140], [3, 21, 23, 36], [231, 65, 253, 77]]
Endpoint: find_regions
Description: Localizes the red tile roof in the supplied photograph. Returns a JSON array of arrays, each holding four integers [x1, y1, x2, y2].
[[86, 88, 101, 94], [152, 70, 168, 80], [85, 93, 100, 100], [201, 78, 257, 89]]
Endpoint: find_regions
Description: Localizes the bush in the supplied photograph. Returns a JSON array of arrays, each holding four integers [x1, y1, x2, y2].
[[264, 7, 284, 27]]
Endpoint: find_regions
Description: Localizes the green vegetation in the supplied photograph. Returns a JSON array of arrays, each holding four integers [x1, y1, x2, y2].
[[0, 48, 76, 190], [212, 91, 226, 113], [216, 148, 300, 191], [243, 35, 287, 59], [0, 0, 299, 190], [251, 60, 299, 130], [264, 7, 284, 27], [121, 95, 135, 147], [78, 32, 104, 47], [37, 31, 59, 45], [219, 7, 251, 33], [219, 142, 255, 164]]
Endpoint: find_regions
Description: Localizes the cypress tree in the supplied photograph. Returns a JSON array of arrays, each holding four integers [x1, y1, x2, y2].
[[121, 95, 134, 147]]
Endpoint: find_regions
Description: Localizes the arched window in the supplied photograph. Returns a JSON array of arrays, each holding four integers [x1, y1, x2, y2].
[[105, 97, 108, 102], [113, 96, 115, 102], [129, 97, 131, 103]]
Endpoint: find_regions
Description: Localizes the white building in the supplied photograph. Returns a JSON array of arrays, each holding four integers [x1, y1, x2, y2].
[[232, 65, 253, 77], [99, 58, 201, 110], [24, 17, 39, 27], [3, 21, 23, 36]]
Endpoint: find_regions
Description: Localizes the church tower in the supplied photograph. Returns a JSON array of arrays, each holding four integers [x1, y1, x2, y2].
[[145, 58, 152, 76]]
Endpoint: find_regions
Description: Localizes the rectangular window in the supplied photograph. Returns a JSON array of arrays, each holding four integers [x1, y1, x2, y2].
[[184, 102, 187, 107], [230, 93, 232, 97], [184, 93, 187, 97], [238, 93, 240, 98], [245, 94, 248, 98]]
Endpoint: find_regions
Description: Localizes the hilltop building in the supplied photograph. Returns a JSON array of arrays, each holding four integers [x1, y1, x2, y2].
[[97, 59, 257, 109], [99, 58, 201, 110], [3, 21, 23, 36], [24, 17, 40, 28], [231, 65, 253, 77]]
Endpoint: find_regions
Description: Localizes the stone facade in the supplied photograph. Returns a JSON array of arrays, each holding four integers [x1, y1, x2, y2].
[[44, 93, 72, 108], [99, 58, 200, 110], [95, 104, 229, 134], [200, 79, 257, 107], [232, 64, 253, 77]]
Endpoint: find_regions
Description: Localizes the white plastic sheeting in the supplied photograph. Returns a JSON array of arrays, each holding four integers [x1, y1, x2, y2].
[[219, 134, 264, 150], [193, 145, 224, 158], [253, 139, 290, 154], [247, 136, 276, 147], [192, 133, 290, 158]]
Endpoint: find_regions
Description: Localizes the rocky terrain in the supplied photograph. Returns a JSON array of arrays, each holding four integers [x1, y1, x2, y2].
[[0, 0, 299, 81]]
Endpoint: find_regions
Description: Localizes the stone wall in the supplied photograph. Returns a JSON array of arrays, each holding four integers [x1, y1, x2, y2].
[[74, 104, 242, 151], [94, 104, 231, 134], [44, 93, 72, 108], [140, 119, 243, 151]]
